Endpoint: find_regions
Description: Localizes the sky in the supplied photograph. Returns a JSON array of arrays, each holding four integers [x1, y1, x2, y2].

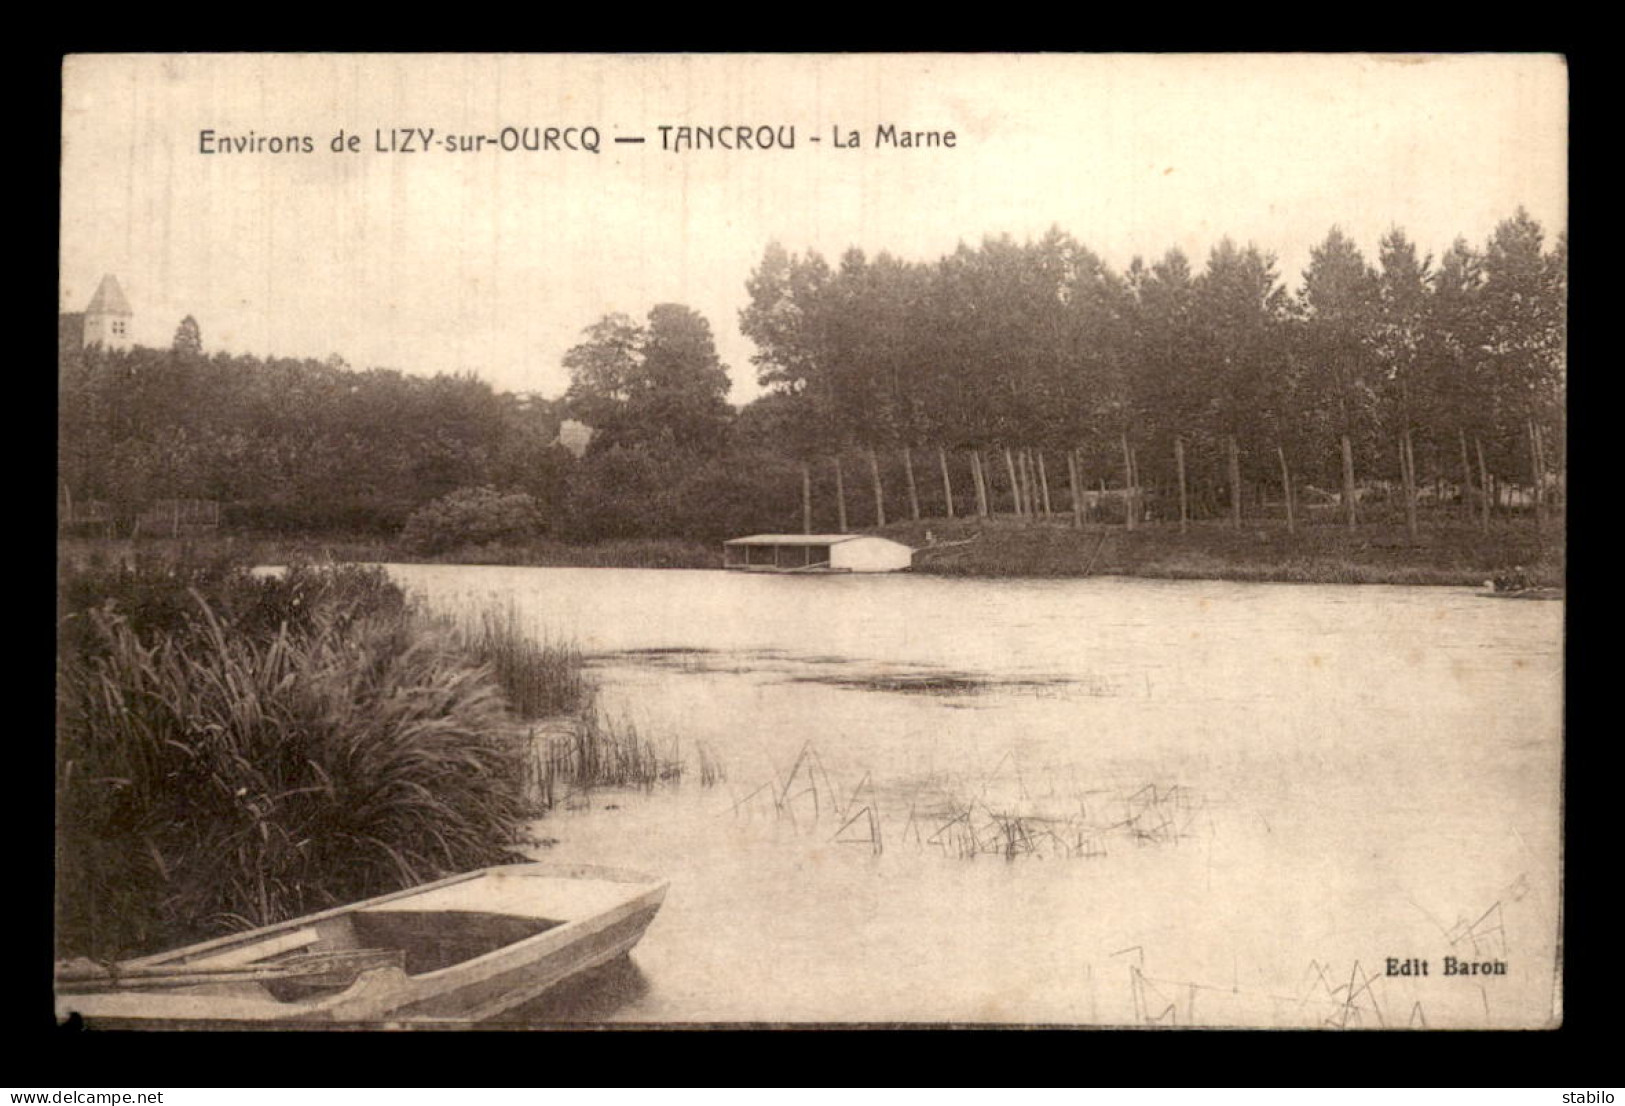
[[60, 53, 1567, 405]]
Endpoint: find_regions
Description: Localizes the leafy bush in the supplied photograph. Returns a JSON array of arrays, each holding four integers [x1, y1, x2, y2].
[[58, 551, 404, 661], [400, 486, 545, 555], [559, 444, 805, 544], [226, 499, 412, 536]]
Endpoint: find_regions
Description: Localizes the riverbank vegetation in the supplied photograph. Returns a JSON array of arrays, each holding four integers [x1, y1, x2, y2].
[[732, 213, 1564, 553], [57, 534, 722, 572], [892, 514, 1562, 587], [54, 551, 696, 962], [61, 210, 1562, 586], [58, 512, 1559, 587]]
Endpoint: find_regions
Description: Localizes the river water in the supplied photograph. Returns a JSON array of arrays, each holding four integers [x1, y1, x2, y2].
[[386, 565, 1563, 1028]]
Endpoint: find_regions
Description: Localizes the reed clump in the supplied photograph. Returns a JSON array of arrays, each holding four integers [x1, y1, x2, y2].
[[528, 713, 687, 813], [439, 601, 704, 812], [443, 603, 589, 720], [56, 557, 536, 961], [58, 551, 720, 960]]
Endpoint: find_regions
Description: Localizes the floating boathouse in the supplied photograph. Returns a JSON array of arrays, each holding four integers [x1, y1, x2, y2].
[[722, 534, 913, 574]]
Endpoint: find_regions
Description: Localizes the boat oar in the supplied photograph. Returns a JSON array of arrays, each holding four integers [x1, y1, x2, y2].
[[55, 948, 404, 992]]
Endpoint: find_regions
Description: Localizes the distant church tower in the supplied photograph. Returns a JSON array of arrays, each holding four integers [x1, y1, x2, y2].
[[82, 274, 133, 350]]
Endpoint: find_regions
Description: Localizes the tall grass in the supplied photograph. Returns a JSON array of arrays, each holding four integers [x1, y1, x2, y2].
[[57, 554, 717, 961], [437, 601, 722, 811], [56, 563, 532, 960], [438, 602, 688, 811], [442, 603, 587, 720], [528, 713, 686, 813]]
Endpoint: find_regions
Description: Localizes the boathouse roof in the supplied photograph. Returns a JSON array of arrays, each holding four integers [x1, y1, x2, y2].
[[725, 534, 873, 546]]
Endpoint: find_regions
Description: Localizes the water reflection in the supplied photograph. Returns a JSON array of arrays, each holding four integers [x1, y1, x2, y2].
[[492, 954, 651, 1024]]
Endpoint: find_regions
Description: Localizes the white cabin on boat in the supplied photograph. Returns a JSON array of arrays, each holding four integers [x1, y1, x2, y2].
[[723, 534, 913, 573]]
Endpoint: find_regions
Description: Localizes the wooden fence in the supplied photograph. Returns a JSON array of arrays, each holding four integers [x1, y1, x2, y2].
[[132, 499, 221, 538]]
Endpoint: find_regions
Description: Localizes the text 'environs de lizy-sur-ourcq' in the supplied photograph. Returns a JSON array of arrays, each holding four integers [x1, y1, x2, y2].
[[196, 124, 961, 156]]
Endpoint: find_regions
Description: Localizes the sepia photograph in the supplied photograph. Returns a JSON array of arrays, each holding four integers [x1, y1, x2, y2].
[[55, 52, 1566, 1029]]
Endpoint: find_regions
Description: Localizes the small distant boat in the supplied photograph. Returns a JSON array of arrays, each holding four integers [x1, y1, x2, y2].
[[55, 862, 667, 1026], [723, 534, 913, 573], [1480, 587, 1563, 601]]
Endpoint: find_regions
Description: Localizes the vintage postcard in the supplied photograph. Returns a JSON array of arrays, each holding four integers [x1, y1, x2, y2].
[[56, 53, 1566, 1028]]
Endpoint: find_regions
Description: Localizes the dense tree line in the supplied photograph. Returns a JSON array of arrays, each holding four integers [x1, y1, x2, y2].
[[739, 209, 1566, 534], [59, 208, 1564, 547], [57, 341, 573, 534], [57, 304, 797, 543]]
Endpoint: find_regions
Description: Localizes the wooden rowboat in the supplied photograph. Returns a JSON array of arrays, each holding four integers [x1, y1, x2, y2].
[[55, 862, 667, 1026]]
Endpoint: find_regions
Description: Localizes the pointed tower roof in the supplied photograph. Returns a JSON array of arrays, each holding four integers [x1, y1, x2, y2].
[[85, 274, 133, 316]]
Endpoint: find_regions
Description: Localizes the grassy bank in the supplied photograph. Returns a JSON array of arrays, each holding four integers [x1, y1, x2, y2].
[[57, 534, 721, 572], [59, 508, 1563, 588], [882, 514, 1564, 587], [55, 551, 699, 962]]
